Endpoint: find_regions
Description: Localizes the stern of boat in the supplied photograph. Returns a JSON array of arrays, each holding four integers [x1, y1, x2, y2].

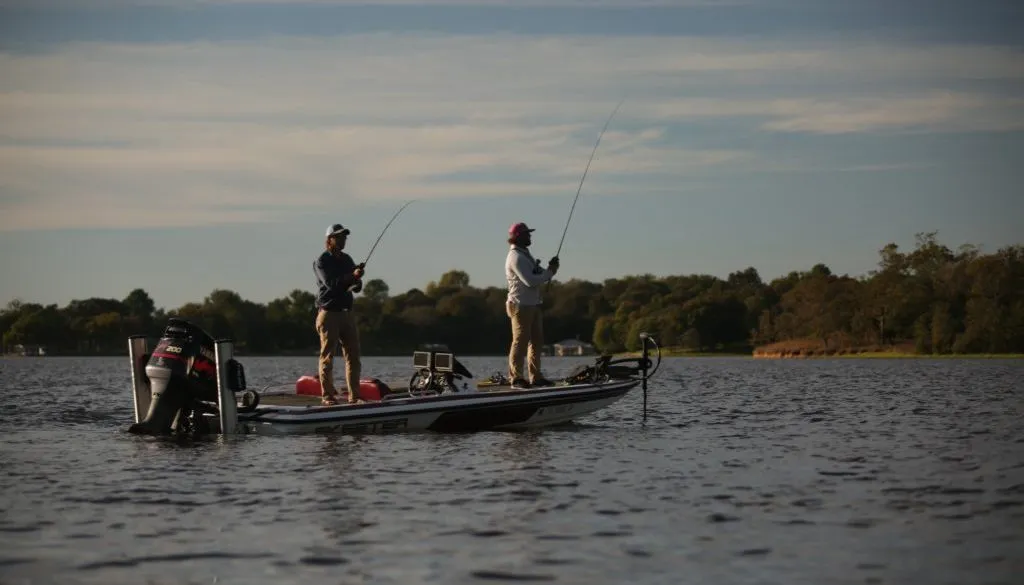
[[127, 318, 249, 437]]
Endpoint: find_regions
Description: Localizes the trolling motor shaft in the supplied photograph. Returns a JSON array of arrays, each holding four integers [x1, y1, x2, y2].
[[641, 332, 650, 421]]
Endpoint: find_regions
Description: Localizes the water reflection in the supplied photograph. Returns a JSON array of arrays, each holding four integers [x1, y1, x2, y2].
[[310, 435, 373, 557], [2, 356, 1022, 585], [493, 431, 548, 467], [315, 433, 367, 464], [487, 431, 554, 531]]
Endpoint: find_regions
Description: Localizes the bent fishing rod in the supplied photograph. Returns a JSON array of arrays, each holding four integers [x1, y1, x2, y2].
[[552, 98, 625, 263], [347, 199, 416, 290], [359, 199, 416, 268]]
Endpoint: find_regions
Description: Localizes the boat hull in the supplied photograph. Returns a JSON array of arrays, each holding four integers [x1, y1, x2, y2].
[[126, 321, 660, 437], [229, 379, 639, 435]]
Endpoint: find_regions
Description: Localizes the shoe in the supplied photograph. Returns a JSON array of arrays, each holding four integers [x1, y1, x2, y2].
[[530, 377, 554, 387], [510, 378, 531, 388]]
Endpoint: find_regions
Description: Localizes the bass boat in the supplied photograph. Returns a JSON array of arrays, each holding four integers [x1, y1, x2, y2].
[[125, 318, 661, 436]]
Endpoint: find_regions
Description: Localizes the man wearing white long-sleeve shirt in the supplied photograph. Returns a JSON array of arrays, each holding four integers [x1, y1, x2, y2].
[[505, 222, 560, 387]]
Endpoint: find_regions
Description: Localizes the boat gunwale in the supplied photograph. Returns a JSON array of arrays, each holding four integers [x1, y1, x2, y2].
[[236, 378, 640, 425]]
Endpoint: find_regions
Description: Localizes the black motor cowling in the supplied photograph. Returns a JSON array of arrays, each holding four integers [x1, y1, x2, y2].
[[128, 318, 220, 435]]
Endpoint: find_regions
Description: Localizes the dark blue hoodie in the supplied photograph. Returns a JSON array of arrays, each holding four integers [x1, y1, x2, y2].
[[313, 250, 359, 311]]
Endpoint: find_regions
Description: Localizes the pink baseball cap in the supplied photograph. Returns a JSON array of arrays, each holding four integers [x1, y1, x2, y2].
[[509, 222, 535, 237]]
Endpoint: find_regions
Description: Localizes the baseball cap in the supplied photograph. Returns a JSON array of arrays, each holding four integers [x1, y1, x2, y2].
[[509, 222, 535, 237], [326, 223, 350, 237]]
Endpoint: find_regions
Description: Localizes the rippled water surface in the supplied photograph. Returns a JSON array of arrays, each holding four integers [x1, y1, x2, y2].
[[1, 355, 1023, 585]]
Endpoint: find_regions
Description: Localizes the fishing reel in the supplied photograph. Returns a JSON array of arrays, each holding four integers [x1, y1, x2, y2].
[[531, 256, 560, 275], [408, 370, 456, 396], [347, 263, 366, 293], [485, 372, 511, 386]]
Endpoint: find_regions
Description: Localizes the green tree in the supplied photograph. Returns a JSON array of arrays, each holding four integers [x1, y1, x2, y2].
[[4, 232, 1022, 357], [362, 279, 390, 303], [3, 305, 69, 351]]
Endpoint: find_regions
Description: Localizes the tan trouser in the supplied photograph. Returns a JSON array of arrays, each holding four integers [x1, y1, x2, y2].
[[316, 309, 361, 400], [507, 302, 544, 382]]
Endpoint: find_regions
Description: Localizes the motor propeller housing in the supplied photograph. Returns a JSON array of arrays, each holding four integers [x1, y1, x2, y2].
[[128, 318, 220, 435]]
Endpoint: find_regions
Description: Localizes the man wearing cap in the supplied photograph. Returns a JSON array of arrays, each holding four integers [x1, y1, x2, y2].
[[505, 222, 560, 387], [313, 223, 366, 405]]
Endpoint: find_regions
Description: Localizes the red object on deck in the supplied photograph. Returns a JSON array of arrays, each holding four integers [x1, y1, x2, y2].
[[357, 378, 391, 401], [296, 375, 321, 396], [295, 375, 391, 401]]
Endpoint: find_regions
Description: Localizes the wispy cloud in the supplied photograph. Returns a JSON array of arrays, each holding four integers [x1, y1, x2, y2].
[[1, 0, 742, 7], [651, 93, 1024, 134], [1, 33, 1022, 231]]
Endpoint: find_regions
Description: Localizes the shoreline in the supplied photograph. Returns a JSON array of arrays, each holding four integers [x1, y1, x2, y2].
[[753, 352, 1024, 359]]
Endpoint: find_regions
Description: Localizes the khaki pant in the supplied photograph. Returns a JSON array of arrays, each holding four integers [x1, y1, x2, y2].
[[316, 309, 361, 400], [507, 302, 544, 382]]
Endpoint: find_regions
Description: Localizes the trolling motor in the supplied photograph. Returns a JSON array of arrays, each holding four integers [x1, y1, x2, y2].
[[128, 318, 246, 436], [563, 333, 661, 419], [640, 333, 653, 421]]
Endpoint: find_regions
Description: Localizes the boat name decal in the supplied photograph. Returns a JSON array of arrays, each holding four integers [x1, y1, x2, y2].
[[316, 418, 409, 434], [538, 404, 574, 416]]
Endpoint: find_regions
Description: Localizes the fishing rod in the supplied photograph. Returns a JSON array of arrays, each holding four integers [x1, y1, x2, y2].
[[358, 199, 416, 269], [347, 199, 416, 291], [552, 98, 625, 262]]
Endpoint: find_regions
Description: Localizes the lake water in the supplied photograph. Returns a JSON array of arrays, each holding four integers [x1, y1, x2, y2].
[[1, 355, 1022, 585]]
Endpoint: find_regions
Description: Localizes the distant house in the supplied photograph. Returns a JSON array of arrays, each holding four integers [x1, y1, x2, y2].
[[553, 339, 596, 356], [13, 344, 47, 356]]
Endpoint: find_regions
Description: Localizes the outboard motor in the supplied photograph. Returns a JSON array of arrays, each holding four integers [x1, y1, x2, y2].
[[128, 318, 220, 435]]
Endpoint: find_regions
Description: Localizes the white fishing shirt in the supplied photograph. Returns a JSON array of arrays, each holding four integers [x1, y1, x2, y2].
[[505, 245, 554, 306]]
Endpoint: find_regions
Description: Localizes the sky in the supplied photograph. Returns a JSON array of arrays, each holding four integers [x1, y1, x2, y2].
[[0, 0, 1022, 311]]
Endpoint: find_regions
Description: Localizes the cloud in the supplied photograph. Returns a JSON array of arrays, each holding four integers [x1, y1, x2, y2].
[[650, 93, 1024, 134], [1, 0, 739, 7], [1, 33, 1022, 231], [758, 94, 1024, 134]]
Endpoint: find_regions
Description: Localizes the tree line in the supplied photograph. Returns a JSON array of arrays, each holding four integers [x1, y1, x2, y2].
[[2, 232, 1022, 356]]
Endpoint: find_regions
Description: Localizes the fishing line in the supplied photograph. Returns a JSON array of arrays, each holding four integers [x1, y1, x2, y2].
[[553, 98, 625, 261]]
